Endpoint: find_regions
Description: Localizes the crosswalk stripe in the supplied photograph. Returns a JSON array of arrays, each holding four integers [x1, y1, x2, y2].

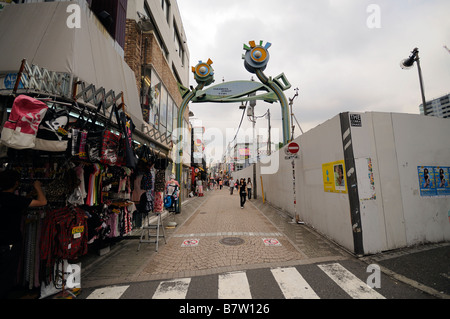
[[318, 263, 385, 299], [218, 271, 252, 299], [152, 278, 191, 299], [86, 285, 129, 299], [83, 263, 388, 300], [270, 267, 320, 299]]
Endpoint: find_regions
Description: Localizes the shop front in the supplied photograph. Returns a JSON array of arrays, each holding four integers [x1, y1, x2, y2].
[[0, 89, 174, 298], [0, 2, 179, 299]]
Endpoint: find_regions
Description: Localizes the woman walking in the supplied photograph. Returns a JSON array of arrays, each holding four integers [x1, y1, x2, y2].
[[247, 178, 252, 200], [239, 178, 247, 209]]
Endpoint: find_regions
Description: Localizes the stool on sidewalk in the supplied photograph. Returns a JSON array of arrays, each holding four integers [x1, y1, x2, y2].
[[137, 212, 167, 252]]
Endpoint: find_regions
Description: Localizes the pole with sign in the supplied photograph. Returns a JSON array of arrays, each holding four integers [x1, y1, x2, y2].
[[285, 142, 304, 224]]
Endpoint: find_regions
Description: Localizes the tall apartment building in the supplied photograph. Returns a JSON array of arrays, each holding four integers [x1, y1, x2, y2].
[[420, 92, 450, 118]]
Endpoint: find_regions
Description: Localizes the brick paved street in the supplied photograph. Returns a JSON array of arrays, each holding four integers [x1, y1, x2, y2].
[[139, 190, 307, 277], [81, 188, 350, 288]]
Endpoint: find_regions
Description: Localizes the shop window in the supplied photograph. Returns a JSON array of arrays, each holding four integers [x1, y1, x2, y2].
[[159, 85, 168, 135], [150, 70, 161, 128], [167, 98, 174, 137], [141, 70, 152, 124]]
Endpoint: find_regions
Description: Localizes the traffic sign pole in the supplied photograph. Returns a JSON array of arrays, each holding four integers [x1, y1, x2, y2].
[[287, 142, 304, 224]]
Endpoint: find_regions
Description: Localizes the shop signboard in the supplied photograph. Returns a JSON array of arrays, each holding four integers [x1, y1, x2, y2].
[[0, 73, 24, 90]]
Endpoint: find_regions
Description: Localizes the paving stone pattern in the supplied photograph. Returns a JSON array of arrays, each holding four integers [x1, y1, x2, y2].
[[81, 188, 349, 288]]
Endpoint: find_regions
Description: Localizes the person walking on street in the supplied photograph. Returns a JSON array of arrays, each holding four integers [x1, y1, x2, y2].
[[239, 178, 247, 209], [229, 178, 234, 195], [0, 170, 47, 299], [247, 178, 252, 200]]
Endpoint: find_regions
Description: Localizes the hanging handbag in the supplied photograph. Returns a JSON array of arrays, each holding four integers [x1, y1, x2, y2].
[[86, 130, 103, 163], [84, 103, 106, 163], [67, 102, 89, 158], [100, 130, 122, 166], [100, 104, 126, 166], [78, 131, 88, 160], [119, 112, 138, 169], [34, 107, 70, 152], [87, 103, 124, 165], [1, 95, 48, 149], [164, 195, 173, 208]]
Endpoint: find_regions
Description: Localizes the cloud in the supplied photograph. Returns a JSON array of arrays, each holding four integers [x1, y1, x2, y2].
[[178, 0, 450, 162]]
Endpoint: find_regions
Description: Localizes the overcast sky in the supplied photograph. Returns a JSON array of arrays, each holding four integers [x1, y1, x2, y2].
[[177, 0, 450, 163]]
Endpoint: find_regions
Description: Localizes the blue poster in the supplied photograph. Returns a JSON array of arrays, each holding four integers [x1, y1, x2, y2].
[[418, 166, 436, 196], [3, 73, 24, 89], [435, 167, 450, 196]]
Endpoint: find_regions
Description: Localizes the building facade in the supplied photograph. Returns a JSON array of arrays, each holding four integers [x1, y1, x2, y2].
[[0, 0, 193, 196], [123, 0, 192, 197], [420, 92, 450, 118]]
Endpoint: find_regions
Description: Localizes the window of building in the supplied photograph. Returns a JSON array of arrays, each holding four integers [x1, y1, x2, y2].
[[174, 23, 184, 63], [167, 97, 174, 137], [162, 0, 170, 24], [145, 1, 169, 60], [172, 64, 183, 84], [159, 85, 168, 134], [142, 66, 177, 137], [150, 70, 161, 128], [141, 68, 152, 124]]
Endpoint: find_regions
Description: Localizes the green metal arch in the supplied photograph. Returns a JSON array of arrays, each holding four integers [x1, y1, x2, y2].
[[175, 41, 292, 213]]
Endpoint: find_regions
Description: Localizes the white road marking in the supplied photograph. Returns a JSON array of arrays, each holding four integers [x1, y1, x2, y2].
[[152, 278, 191, 299], [86, 285, 130, 299], [218, 271, 252, 299], [271, 267, 320, 299], [319, 263, 385, 299]]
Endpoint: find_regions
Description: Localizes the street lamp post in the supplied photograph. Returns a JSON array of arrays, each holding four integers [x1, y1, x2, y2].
[[400, 48, 428, 115]]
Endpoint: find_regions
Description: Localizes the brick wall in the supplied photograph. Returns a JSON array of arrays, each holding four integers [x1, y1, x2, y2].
[[124, 19, 142, 91], [143, 34, 183, 107], [124, 19, 187, 121]]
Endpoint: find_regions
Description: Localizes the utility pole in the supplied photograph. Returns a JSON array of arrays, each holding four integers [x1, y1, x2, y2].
[[267, 108, 271, 155], [246, 76, 258, 200], [250, 94, 257, 200], [400, 48, 427, 115], [289, 88, 303, 139]]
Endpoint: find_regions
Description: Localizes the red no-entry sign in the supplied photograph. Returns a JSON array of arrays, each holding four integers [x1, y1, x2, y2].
[[288, 142, 300, 154]]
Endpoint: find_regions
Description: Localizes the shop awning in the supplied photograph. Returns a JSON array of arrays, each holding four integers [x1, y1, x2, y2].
[[0, 1, 143, 126]]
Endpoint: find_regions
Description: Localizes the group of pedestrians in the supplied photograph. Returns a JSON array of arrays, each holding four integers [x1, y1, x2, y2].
[[228, 177, 252, 209]]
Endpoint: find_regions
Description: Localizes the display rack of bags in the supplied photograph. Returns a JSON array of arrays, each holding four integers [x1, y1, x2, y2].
[[0, 94, 166, 298]]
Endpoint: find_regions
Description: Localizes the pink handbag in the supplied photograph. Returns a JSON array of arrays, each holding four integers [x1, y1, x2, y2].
[[1, 95, 48, 149]]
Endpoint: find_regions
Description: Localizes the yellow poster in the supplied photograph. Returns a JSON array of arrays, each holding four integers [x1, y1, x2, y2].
[[322, 160, 347, 194]]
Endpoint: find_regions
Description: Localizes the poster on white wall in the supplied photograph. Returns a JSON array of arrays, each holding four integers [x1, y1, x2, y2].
[[435, 167, 450, 196], [417, 166, 450, 197], [356, 158, 376, 200], [418, 166, 437, 196]]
